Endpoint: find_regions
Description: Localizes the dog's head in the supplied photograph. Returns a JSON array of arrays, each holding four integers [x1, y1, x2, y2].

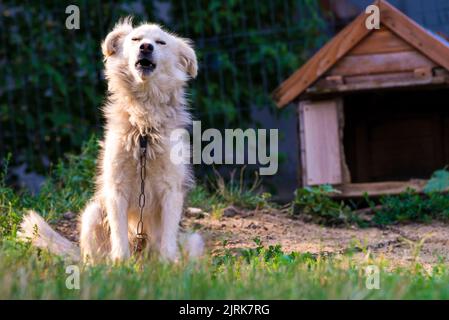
[[102, 17, 197, 86]]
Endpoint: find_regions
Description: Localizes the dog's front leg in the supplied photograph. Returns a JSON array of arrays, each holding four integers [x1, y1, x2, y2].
[[105, 190, 130, 262], [160, 189, 183, 262]]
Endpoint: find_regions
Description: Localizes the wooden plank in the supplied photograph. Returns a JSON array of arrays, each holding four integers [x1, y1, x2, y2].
[[311, 77, 447, 94], [380, 0, 449, 72], [297, 104, 307, 187], [301, 100, 343, 186], [307, 69, 449, 94], [414, 67, 433, 79], [272, 2, 376, 108], [333, 180, 428, 198], [312, 69, 446, 91], [329, 51, 436, 77], [325, 75, 344, 85], [344, 71, 431, 84], [313, 71, 416, 89], [349, 29, 414, 55]]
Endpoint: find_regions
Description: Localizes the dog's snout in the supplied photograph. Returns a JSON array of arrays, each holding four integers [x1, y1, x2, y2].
[[140, 43, 154, 53]]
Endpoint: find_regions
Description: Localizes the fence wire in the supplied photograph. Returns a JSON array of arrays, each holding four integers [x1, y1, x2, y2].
[[0, 0, 328, 172]]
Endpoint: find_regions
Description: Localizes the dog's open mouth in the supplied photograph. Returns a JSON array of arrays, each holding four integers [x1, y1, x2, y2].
[[135, 58, 156, 72]]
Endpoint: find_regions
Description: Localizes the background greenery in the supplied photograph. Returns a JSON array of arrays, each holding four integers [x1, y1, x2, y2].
[[0, 0, 327, 173]]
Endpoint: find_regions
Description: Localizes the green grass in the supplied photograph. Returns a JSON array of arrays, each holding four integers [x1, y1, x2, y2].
[[2, 138, 449, 299], [187, 167, 275, 212], [2, 238, 449, 299], [0, 135, 98, 240]]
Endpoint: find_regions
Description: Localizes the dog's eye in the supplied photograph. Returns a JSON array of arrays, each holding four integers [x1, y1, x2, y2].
[[156, 40, 166, 45], [132, 37, 142, 42]]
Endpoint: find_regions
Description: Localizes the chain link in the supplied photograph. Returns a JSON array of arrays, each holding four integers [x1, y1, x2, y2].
[[133, 134, 148, 254]]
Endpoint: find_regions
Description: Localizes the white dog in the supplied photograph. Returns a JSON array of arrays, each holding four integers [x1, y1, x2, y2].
[[19, 18, 203, 263]]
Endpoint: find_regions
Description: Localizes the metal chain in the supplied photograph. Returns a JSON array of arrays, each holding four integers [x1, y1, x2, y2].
[[133, 134, 148, 254]]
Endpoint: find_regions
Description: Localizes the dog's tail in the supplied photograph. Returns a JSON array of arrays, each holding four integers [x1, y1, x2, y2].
[[17, 211, 80, 261], [179, 232, 205, 259]]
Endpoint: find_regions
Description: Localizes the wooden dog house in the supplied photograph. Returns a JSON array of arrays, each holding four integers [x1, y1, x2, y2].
[[273, 0, 449, 197]]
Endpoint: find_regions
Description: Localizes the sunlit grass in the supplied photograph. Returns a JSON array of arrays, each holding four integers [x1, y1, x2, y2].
[[1, 238, 449, 299]]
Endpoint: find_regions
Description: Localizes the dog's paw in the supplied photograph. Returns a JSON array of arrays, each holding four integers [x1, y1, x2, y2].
[[110, 247, 131, 263], [160, 244, 180, 263]]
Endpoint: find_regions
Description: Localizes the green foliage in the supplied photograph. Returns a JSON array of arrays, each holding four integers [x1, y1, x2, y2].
[[237, 238, 312, 265], [211, 168, 270, 209], [292, 185, 361, 226], [1, 1, 327, 171], [0, 136, 98, 239], [293, 173, 449, 227], [170, 0, 327, 127], [186, 184, 220, 210], [187, 167, 275, 211], [34, 135, 98, 217], [370, 190, 449, 226], [424, 169, 449, 193], [0, 153, 22, 239], [1, 2, 145, 170], [212, 237, 315, 269]]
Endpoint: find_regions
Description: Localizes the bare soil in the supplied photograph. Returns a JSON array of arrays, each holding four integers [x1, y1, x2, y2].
[[55, 207, 449, 268]]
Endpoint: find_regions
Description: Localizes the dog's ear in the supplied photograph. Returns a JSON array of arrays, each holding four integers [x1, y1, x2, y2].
[[102, 17, 133, 58], [177, 38, 198, 79]]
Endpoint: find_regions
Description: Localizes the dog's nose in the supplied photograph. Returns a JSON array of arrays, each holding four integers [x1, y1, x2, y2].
[[140, 43, 154, 53]]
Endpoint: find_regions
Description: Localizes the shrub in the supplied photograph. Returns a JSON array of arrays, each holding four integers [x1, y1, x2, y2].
[[371, 190, 449, 226], [291, 185, 361, 226]]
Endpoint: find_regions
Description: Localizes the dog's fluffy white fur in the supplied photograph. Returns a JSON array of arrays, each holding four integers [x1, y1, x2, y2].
[[18, 18, 203, 263]]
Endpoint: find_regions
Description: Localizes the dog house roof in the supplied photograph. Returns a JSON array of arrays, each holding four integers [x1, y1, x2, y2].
[[273, 0, 449, 108]]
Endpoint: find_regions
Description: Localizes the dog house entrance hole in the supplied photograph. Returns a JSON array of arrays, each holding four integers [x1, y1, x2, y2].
[[343, 89, 449, 183]]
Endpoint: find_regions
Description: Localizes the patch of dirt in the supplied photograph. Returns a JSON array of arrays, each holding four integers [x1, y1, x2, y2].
[[54, 212, 79, 243], [182, 207, 449, 269], [55, 208, 449, 268]]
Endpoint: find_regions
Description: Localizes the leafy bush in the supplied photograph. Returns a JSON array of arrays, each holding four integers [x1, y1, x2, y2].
[[365, 170, 449, 225], [370, 190, 449, 226], [292, 185, 361, 226], [292, 167, 449, 227]]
